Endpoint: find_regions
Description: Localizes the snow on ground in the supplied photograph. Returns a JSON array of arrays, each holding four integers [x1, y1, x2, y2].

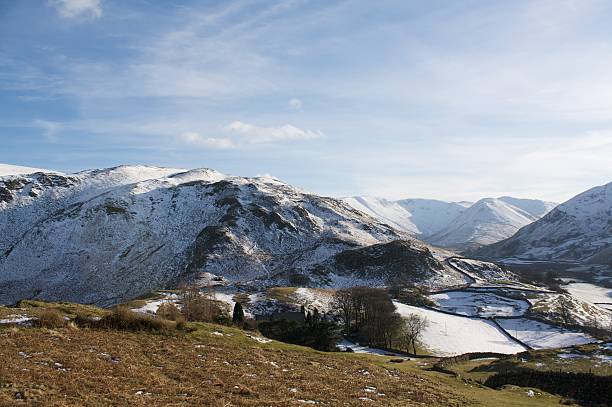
[[337, 339, 406, 357], [496, 318, 596, 349], [429, 291, 529, 317], [132, 293, 179, 314], [562, 283, 612, 306], [0, 315, 33, 324], [393, 302, 526, 356], [448, 258, 517, 282], [293, 288, 335, 312]]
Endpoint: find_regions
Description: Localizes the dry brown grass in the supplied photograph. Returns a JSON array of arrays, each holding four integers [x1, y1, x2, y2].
[[155, 303, 182, 321], [75, 306, 178, 334], [35, 309, 65, 329], [0, 322, 472, 407]]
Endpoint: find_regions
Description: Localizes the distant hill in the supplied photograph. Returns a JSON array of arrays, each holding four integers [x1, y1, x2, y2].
[[343, 195, 556, 251], [474, 182, 612, 265]]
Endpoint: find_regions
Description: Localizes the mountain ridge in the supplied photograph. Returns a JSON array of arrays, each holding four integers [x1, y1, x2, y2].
[[0, 165, 467, 306], [474, 181, 612, 264], [342, 195, 557, 250]]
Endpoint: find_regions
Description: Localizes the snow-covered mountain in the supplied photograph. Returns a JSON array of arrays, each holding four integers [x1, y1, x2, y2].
[[341, 197, 467, 235], [0, 165, 467, 306], [397, 198, 470, 236], [427, 197, 556, 251], [474, 182, 612, 265], [343, 195, 556, 251], [0, 163, 61, 176]]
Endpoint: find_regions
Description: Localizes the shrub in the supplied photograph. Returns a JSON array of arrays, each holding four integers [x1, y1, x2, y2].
[[156, 302, 181, 321], [75, 306, 174, 333], [183, 295, 229, 323], [36, 309, 66, 328]]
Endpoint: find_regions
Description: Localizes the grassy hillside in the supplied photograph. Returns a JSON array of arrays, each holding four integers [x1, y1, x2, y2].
[[0, 302, 570, 406]]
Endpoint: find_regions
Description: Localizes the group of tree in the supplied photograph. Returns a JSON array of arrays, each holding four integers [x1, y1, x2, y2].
[[333, 286, 427, 354], [258, 307, 340, 351]]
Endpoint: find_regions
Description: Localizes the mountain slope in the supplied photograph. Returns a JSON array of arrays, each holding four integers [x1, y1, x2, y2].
[[497, 196, 557, 218], [0, 166, 464, 306], [474, 182, 612, 264], [396, 198, 468, 235], [0, 163, 60, 176], [343, 195, 556, 250], [340, 196, 420, 233], [427, 198, 540, 251], [341, 197, 467, 236]]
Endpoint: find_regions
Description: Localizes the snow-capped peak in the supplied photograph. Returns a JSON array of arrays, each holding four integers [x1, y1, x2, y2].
[[475, 181, 612, 264], [0, 163, 62, 177]]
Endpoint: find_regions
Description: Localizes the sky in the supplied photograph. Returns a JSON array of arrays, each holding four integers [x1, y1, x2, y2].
[[1, 0, 612, 202]]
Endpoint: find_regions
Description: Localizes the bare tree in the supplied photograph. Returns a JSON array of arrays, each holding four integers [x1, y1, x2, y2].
[[333, 289, 353, 335], [332, 286, 404, 348], [399, 314, 428, 354], [179, 282, 227, 322]]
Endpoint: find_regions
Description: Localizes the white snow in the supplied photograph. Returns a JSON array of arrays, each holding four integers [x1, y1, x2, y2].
[[393, 302, 526, 356], [337, 339, 406, 357], [428, 198, 542, 249], [496, 318, 596, 349], [341, 196, 420, 234], [562, 283, 612, 306], [476, 181, 612, 263], [293, 288, 335, 312], [132, 293, 179, 314], [429, 291, 528, 317], [0, 163, 61, 176], [341, 196, 467, 236], [0, 314, 33, 324]]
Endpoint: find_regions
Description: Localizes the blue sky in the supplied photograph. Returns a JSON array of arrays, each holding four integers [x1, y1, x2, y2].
[[1, 0, 612, 202]]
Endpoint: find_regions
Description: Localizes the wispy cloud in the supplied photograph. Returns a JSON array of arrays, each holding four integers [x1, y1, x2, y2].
[[33, 119, 62, 142], [177, 132, 235, 150], [225, 121, 324, 143], [2, 1, 612, 201], [49, 0, 102, 19]]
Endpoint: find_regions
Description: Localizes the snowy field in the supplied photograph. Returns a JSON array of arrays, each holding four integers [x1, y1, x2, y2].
[[429, 291, 528, 317], [562, 283, 612, 308], [337, 339, 406, 357], [497, 318, 596, 349], [393, 302, 526, 356]]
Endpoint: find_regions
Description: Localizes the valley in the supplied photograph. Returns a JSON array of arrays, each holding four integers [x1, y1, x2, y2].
[[0, 164, 610, 406]]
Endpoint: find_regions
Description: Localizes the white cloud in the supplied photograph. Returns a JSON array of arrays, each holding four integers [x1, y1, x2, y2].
[[49, 0, 102, 19], [33, 119, 62, 142], [178, 132, 234, 150], [288, 98, 302, 110], [225, 121, 324, 143]]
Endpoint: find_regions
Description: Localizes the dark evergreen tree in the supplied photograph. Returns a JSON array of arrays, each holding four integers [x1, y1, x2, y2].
[[232, 302, 244, 323]]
